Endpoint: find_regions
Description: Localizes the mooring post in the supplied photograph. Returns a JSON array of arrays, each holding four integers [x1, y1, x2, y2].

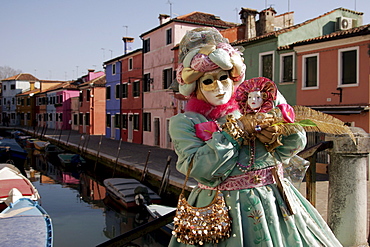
[[325, 127, 369, 247]]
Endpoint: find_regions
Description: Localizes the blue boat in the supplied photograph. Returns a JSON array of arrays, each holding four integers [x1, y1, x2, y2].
[[0, 198, 53, 247], [0, 138, 27, 164]]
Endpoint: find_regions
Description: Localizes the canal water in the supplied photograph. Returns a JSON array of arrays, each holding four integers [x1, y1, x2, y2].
[[26, 149, 171, 247]]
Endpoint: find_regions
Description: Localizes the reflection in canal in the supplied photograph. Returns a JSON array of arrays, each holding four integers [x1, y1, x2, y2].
[[28, 149, 170, 247]]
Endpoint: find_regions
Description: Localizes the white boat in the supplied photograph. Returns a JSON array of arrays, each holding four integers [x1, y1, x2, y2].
[[146, 204, 176, 235], [0, 164, 40, 211], [0, 198, 53, 247]]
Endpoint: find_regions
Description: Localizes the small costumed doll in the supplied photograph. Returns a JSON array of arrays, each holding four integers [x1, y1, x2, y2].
[[169, 27, 342, 247]]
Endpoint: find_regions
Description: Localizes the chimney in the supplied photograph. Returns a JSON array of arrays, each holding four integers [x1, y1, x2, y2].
[[239, 8, 258, 39], [258, 8, 277, 35], [159, 14, 171, 25], [30, 81, 35, 90], [122, 37, 134, 55]]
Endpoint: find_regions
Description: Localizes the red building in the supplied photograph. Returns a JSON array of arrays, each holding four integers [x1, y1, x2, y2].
[[120, 48, 143, 144], [291, 24, 370, 132]]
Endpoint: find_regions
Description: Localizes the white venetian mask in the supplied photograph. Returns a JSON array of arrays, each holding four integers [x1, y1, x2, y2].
[[198, 69, 233, 106]]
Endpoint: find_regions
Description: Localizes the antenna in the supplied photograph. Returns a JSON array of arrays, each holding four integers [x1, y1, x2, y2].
[[109, 50, 113, 58], [122, 25, 128, 36], [288, 0, 290, 12], [234, 7, 239, 23], [101, 48, 105, 59], [167, 0, 172, 19]]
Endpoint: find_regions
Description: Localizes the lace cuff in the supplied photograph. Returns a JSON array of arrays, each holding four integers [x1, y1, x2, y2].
[[221, 115, 245, 146]]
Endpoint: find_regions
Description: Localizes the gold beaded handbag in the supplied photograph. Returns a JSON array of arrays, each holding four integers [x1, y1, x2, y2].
[[172, 163, 232, 245]]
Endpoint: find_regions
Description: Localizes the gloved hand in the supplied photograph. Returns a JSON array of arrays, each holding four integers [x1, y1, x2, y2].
[[238, 113, 282, 152]]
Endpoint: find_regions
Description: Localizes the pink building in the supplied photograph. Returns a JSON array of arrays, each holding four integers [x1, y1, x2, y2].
[[140, 12, 237, 148], [292, 24, 370, 132]]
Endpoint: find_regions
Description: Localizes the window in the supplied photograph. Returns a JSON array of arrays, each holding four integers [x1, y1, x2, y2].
[[259, 51, 274, 80], [133, 114, 139, 130], [79, 91, 83, 102], [115, 84, 120, 99], [49, 113, 52, 121], [128, 58, 133, 71], [27, 113, 30, 120], [143, 73, 151, 92], [115, 114, 120, 128], [163, 68, 173, 89], [143, 112, 151, 131], [166, 28, 172, 45], [112, 63, 116, 75], [79, 113, 83, 124], [106, 86, 111, 100], [302, 54, 319, 89], [73, 114, 78, 125], [59, 113, 63, 121], [143, 38, 150, 53], [122, 83, 128, 98], [280, 53, 294, 83], [133, 80, 140, 97], [106, 114, 111, 127], [85, 113, 90, 125], [87, 90, 90, 101], [338, 47, 358, 86], [122, 114, 127, 129], [10, 84, 15, 90], [59, 95, 62, 103], [3, 85, 6, 91]]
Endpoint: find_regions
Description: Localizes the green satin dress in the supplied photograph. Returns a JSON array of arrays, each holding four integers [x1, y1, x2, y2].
[[168, 110, 342, 247]]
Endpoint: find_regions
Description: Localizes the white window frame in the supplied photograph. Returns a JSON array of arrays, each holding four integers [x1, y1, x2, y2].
[[279, 52, 295, 83], [112, 63, 116, 75], [302, 53, 319, 90], [337, 46, 359, 88], [259, 51, 275, 80]]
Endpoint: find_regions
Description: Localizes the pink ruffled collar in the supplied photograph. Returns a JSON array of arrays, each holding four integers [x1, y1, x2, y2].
[[185, 96, 239, 120]]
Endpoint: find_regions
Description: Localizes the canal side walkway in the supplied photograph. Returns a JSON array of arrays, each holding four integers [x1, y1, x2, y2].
[[17, 127, 369, 227]]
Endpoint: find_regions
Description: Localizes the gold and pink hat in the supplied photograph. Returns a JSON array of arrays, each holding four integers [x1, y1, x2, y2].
[[176, 27, 246, 96]]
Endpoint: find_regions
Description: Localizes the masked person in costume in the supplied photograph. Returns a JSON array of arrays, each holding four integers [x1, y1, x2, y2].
[[169, 27, 342, 247]]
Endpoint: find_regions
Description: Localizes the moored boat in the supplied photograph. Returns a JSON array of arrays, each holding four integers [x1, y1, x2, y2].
[[33, 140, 50, 151], [0, 164, 40, 212], [145, 204, 175, 235], [0, 138, 27, 165], [44, 144, 64, 160], [0, 198, 53, 247], [104, 178, 161, 209], [57, 153, 86, 168]]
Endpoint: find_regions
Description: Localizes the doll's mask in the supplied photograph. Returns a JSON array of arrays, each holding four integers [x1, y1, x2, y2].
[[247, 91, 265, 110], [197, 69, 233, 106]]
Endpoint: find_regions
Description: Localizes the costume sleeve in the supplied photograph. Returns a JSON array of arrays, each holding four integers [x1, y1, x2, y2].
[[273, 125, 307, 163], [169, 113, 240, 187]]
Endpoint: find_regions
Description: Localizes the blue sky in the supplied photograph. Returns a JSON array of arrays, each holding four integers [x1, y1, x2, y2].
[[1, 0, 369, 81]]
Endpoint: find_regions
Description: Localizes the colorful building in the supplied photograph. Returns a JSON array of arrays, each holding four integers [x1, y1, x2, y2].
[[104, 55, 124, 140], [233, 7, 364, 105], [140, 12, 237, 148], [290, 24, 370, 132], [77, 74, 106, 135], [1, 73, 40, 126]]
